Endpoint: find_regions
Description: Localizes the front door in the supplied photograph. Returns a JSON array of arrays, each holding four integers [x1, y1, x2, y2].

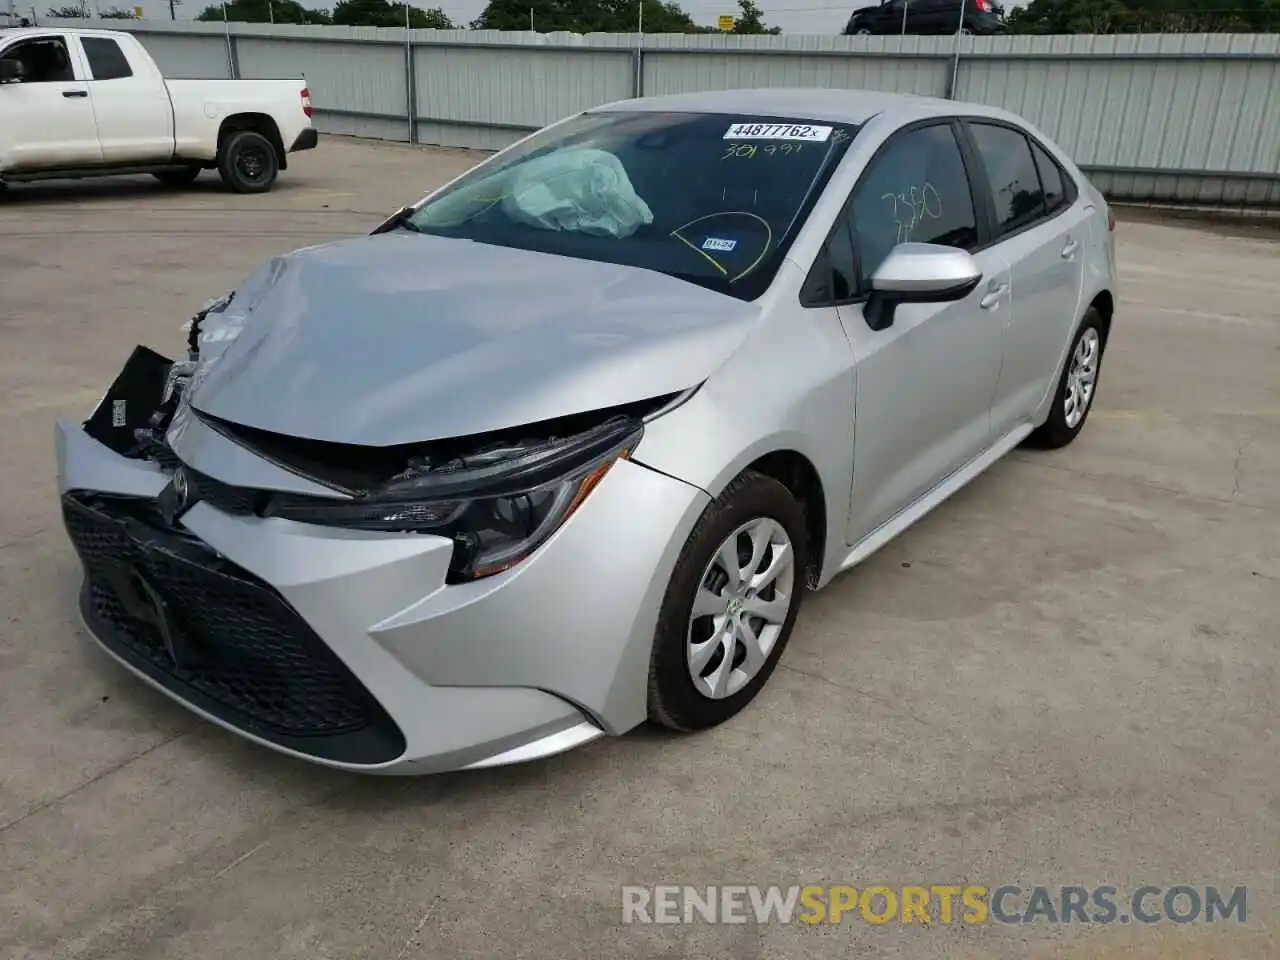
[[837, 122, 1008, 545], [0, 33, 102, 170]]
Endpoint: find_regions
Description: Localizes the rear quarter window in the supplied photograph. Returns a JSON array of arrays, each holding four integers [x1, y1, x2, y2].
[[82, 37, 132, 81]]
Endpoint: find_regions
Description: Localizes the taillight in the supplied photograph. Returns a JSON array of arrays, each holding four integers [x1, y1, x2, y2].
[[1107, 209, 1115, 232], [300, 87, 313, 118], [976, 0, 991, 10]]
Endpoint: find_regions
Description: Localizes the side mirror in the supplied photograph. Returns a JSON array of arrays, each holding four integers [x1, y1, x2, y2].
[[864, 242, 983, 331], [0, 58, 26, 83]]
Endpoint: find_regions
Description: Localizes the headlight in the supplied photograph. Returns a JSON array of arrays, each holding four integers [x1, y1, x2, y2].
[[264, 416, 642, 582]]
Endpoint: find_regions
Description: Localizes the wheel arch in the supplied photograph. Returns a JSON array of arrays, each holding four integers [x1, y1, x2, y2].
[[218, 113, 287, 170]]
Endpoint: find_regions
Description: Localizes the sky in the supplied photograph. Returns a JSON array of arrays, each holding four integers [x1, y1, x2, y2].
[[105, 0, 859, 34]]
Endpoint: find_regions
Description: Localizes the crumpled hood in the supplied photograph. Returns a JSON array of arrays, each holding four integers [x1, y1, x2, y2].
[[188, 233, 759, 446]]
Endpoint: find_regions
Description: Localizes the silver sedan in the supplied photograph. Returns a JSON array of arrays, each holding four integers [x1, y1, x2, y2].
[[55, 87, 1117, 774]]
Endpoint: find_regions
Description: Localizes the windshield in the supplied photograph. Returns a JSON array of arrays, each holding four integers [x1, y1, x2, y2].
[[406, 110, 859, 301]]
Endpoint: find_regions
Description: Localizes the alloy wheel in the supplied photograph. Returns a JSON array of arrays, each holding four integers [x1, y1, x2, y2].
[[1063, 327, 1100, 429], [686, 517, 796, 700]]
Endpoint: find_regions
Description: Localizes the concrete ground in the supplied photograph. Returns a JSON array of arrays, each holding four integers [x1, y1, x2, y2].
[[0, 137, 1276, 960]]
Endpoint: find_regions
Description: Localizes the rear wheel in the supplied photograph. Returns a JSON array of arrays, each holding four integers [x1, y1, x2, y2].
[[648, 471, 808, 732], [152, 165, 201, 186], [1027, 307, 1107, 449], [217, 129, 279, 194]]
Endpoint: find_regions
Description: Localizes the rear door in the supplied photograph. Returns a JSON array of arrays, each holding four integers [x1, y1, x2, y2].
[[76, 33, 174, 164], [829, 120, 1009, 545], [962, 120, 1089, 437], [0, 32, 102, 169]]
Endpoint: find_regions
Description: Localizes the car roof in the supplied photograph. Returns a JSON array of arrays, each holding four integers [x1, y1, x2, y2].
[[594, 86, 1017, 127], [0, 26, 127, 39]]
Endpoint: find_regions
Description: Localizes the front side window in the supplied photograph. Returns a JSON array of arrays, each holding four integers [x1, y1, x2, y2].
[[846, 123, 979, 289], [406, 111, 859, 301], [969, 122, 1046, 235], [0, 36, 74, 83], [82, 37, 132, 81]]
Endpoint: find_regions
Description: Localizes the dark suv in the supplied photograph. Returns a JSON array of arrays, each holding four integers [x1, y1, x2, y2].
[[843, 0, 1005, 35]]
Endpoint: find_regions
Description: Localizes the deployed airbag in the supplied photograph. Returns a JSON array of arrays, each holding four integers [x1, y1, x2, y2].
[[501, 148, 654, 239]]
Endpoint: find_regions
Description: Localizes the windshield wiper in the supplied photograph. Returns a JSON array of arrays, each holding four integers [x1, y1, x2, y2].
[[371, 205, 423, 235]]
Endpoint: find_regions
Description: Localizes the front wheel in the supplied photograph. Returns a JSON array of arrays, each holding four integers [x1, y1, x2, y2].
[[647, 470, 808, 732], [217, 130, 279, 194], [1027, 307, 1107, 449]]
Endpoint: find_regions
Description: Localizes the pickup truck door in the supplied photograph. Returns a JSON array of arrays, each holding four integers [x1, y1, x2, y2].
[[0, 33, 102, 170], [75, 33, 174, 164]]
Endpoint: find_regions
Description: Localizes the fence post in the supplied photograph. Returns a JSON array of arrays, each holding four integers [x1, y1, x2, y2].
[[226, 31, 239, 79], [945, 0, 964, 98], [632, 47, 644, 98], [404, 11, 418, 143]]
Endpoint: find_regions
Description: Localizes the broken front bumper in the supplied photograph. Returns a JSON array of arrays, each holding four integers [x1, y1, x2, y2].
[[54, 405, 708, 775]]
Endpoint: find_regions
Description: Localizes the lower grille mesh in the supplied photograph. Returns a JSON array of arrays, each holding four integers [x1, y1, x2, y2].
[[63, 492, 405, 764]]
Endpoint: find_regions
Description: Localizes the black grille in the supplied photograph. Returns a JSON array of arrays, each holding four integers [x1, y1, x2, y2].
[[185, 468, 263, 516], [62, 492, 405, 765]]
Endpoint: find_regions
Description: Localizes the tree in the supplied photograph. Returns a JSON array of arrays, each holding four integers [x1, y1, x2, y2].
[[1004, 0, 1280, 33], [471, 0, 700, 32], [730, 0, 780, 33], [331, 0, 453, 27], [101, 5, 136, 13], [197, 0, 332, 22]]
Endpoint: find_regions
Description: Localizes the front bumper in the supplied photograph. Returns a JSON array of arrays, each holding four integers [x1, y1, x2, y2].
[[55, 417, 709, 775]]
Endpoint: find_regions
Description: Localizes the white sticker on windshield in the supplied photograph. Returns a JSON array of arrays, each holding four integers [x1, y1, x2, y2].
[[723, 122, 833, 142], [702, 237, 737, 252]]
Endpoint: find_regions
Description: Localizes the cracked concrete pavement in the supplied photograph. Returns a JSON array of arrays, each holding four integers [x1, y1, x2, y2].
[[0, 138, 1276, 959]]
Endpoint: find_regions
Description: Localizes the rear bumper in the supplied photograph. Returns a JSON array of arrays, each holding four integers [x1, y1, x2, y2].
[[289, 128, 318, 153]]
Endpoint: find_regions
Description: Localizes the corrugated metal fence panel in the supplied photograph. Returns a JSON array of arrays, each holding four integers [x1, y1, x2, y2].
[[55, 21, 1280, 202], [955, 33, 1280, 176], [235, 35, 408, 124], [119, 28, 232, 79], [641, 34, 951, 98], [412, 41, 632, 131]]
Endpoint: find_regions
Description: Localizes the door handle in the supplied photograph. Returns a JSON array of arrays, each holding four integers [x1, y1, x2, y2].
[[979, 282, 1008, 310], [62, 89, 89, 98], [1061, 238, 1080, 258]]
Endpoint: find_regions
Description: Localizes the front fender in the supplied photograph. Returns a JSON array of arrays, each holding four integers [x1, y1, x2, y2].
[[632, 268, 857, 585]]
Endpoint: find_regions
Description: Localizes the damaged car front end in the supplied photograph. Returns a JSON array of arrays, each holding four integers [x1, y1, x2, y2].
[[56, 292, 713, 773]]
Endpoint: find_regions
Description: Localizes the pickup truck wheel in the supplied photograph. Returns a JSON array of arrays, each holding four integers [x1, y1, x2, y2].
[[217, 130, 279, 194], [152, 165, 201, 186]]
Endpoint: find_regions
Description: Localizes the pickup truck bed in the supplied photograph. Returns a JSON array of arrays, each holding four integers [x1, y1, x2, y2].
[[0, 26, 317, 193]]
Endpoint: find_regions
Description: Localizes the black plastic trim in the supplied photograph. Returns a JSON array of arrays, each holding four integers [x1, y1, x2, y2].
[[289, 128, 319, 152], [64, 492, 407, 766]]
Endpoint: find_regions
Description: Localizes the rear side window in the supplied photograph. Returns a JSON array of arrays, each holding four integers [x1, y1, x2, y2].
[[1030, 140, 1067, 214], [82, 37, 132, 81], [968, 122, 1046, 236], [847, 123, 979, 288]]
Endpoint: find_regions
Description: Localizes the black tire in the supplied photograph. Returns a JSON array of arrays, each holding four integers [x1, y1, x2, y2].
[[216, 129, 279, 194], [1027, 307, 1107, 450], [152, 165, 202, 186], [648, 470, 808, 732]]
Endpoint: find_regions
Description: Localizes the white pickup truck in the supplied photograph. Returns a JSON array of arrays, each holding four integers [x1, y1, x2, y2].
[[0, 26, 317, 193]]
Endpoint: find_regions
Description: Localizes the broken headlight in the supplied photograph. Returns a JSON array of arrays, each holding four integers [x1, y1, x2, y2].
[[264, 416, 642, 582]]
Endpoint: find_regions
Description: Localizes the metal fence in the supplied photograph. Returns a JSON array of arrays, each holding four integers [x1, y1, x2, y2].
[[46, 19, 1280, 206]]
